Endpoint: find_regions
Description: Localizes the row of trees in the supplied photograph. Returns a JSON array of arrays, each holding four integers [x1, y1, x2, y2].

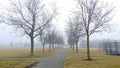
[[66, 15, 84, 53], [0, 0, 114, 60], [38, 25, 64, 53], [66, 0, 114, 60], [0, 0, 64, 56]]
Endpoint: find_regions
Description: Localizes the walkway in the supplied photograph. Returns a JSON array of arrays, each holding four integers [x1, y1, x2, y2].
[[31, 49, 67, 68]]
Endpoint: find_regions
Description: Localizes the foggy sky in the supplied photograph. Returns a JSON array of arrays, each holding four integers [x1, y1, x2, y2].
[[0, 0, 120, 44]]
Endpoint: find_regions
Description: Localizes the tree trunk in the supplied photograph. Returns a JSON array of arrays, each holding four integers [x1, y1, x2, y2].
[[49, 43, 51, 52], [70, 45, 72, 49], [105, 43, 108, 55], [76, 41, 78, 53], [52, 43, 54, 50], [30, 36, 34, 56], [43, 43, 45, 53], [73, 43, 75, 50], [109, 43, 112, 54], [87, 34, 91, 60]]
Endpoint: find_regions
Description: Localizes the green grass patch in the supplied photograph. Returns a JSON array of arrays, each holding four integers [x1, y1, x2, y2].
[[64, 48, 120, 68], [0, 60, 36, 68]]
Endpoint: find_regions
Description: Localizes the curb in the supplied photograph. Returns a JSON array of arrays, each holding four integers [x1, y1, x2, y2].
[[24, 58, 45, 68], [25, 61, 39, 68]]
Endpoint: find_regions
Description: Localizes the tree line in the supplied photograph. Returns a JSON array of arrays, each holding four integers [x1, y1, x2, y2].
[[0, 0, 114, 60], [0, 0, 64, 56], [66, 0, 114, 60]]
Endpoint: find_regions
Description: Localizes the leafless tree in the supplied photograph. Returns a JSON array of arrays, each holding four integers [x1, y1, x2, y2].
[[45, 26, 64, 51], [5, 0, 57, 56], [67, 36, 75, 49], [66, 15, 84, 53], [45, 25, 54, 51], [52, 32, 64, 49], [66, 19, 75, 50], [53, 33, 64, 48], [38, 27, 47, 53], [76, 0, 114, 60], [57, 35, 65, 46], [50, 30, 57, 49]]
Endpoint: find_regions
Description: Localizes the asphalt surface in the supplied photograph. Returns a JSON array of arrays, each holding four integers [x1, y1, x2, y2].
[[31, 48, 67, 68]]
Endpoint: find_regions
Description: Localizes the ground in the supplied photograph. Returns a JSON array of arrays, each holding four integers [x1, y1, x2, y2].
[[1, 48, 120, 68], [64, 48, 120, 68], [0, 48, 60, 68], [0, 60, 36, 68], [0, 48, 60, 58]]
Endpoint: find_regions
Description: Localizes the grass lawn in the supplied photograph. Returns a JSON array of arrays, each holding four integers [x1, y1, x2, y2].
[[0, 48, 60, 58], [0, 60, 36, 68], [0, 47, 61, 68], [64, 48, 120, 68]]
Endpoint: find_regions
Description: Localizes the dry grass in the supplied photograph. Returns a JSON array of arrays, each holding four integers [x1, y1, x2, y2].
[[67, 48, 108, 59], [64, 48, 120, 68], [0, 60, 36, 68], [0, 48, 60, 58], [0, 47, 61, 68]]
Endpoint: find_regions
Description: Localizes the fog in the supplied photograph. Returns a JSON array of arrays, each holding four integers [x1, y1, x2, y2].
[[0, 0, 120, 46]]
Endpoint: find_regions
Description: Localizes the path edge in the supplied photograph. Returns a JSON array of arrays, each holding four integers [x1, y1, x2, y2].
[[25, 61, 39, 68]]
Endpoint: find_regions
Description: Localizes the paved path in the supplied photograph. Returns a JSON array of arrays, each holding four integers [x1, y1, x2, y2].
[[31, 49, 67, 68]]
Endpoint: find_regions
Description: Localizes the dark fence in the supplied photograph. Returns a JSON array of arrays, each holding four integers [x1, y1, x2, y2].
[[103, 41, 120, 55]]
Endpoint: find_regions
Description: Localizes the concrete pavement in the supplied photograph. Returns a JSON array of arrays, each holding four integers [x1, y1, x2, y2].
[[31, 49, 67, 68]]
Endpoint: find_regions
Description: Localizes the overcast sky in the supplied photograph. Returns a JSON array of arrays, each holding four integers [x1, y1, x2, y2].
[[0, 0, 120, 44]]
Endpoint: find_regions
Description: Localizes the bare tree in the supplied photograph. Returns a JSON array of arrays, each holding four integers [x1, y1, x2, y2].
[[66, 19, 75, 50], [53, 33, 64, 48], [66, 15, 84, 53], [76, 0, 114, 60], [45, 25, 64, 51], [38, 27, 47, 53], [57, 35, 65, 46], [5, 0, 57, 56], [50, 30, 57, 49], [45, 25, 54, 51]]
